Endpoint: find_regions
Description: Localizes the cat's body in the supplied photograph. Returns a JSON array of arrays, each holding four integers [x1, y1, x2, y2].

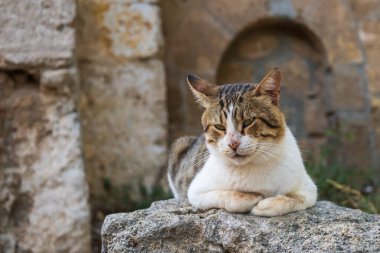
[[168, 70, 317, 216]]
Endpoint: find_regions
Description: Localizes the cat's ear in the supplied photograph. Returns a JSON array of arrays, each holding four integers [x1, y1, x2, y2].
[[187, 74, 219, 108], [255, 68, 281, 105]]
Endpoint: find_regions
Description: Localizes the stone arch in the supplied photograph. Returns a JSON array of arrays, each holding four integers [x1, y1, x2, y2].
[[163, 0, 373, 170]]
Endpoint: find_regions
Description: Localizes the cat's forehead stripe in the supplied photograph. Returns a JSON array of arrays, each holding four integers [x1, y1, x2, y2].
[[218, 83, 256, 107]]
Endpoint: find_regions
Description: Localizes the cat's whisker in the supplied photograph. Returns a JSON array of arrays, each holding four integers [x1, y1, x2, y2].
[[260, 142, 308, 154], [255, 149, 279, 161]]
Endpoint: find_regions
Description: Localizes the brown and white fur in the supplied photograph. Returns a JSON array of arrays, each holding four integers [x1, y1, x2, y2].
[[167, 69, 317, 216]]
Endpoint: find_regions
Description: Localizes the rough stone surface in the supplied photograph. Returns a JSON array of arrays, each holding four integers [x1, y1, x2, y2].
[[293, 0, 363, 65], [77, 0, 162, 62], [79, 60, 167, 205], [0, 71, 91, 253], [0, 0, 91, 252], [0, 0, 75, 68], [102, 199, 380, 253], [332, 65, 366, 111], [354, 2, 380, 173], [77, 0, 167, 210], [103, 2, 163, 58]]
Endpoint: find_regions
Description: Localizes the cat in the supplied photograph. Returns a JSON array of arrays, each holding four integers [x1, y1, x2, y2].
[[167, 69, 317, 216]]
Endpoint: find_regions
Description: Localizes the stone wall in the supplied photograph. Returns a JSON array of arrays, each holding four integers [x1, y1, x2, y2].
[[162, 0, 380, 180], [0, 0, 91, 252], [76, 0, 167, 212], [1, 0, 168, 251]]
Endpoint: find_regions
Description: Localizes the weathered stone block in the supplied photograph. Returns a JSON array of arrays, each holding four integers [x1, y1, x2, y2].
[[168, 7, 232, 73], [293, 0, 363, 65], [103, 2, 163, 58], [348, 0, 380, 19], [0, 0, 75, 68], [40, 68, 78, 96], [305, 98, 328, 135], [102, 199, 380, 252], [0, 71, 91, 253], [77, 0, 162, 61], [332, 65, 366, 111], [80, 60, 167, 205], [205, 0, 268, 34], [359, 20, 380, 95]]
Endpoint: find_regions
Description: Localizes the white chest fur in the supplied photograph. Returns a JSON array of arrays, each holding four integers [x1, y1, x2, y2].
[[188, 127, 310, 198]]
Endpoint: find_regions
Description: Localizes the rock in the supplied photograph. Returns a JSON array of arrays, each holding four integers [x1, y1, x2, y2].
[[332, 65, 366, 111], [77, 0, 168, 210], [102, 199, 380, 253], [76, 0, 163, 62], [0, 71, 91, 253], [0, 0, 75, 68], [293, 0, 364, 65], [0, 1, 91, 252], [79, 60, 167, 207]]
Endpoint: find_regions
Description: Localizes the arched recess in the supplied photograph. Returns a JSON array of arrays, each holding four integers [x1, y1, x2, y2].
[[216, 18, 331, 154], [163, 0, 375, 177]]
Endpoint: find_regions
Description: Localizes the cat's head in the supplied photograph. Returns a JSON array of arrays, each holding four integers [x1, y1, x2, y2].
[[187, 69, 286, 166]]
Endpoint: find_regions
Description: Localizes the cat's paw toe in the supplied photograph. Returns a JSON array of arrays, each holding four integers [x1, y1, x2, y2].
[[251, 206, 277, 217], [250, 198, 278, 216]]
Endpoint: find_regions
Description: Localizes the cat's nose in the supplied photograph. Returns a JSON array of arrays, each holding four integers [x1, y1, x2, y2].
[[229, 141, 240, 151]]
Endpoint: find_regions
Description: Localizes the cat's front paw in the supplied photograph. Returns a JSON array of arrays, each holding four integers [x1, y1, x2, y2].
[[250, 197, 281, 216], [224, 192, 263, 213], [250, 195, 300, 217]]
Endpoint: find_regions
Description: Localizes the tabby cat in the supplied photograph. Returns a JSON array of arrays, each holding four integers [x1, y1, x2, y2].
[[167, 69, 317, 216]]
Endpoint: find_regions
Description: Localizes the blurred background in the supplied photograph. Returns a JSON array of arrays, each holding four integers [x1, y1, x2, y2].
[[1, 0, 379, 252]]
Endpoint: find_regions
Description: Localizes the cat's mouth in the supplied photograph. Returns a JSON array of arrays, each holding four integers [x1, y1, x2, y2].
[[231, 153, 250, 159]]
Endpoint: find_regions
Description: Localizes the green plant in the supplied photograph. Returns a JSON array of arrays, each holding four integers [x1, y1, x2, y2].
[[305, 128, 379, 214], [99, 177, 172, 212]]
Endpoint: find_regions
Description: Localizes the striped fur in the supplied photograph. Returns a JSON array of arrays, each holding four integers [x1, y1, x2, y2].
[[168, 135, 208, 199]]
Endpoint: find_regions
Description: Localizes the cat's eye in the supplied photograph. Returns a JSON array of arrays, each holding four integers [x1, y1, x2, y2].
[[243, 118, 256, 128], [214, 124, 226, 131]]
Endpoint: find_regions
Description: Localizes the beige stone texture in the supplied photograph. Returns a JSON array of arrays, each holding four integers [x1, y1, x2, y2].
[[167, 7, 232, 73], [293, 0, 363, 65], [348, 0, 380, 19], [0, 71, 91, 253], [77, 0, 168, 214], [359, 20, 380, 95], [332, 65, 366, 111], [0, 0, 75, 68], [205, 0, 269, 34], [79, 60, 167, 205], [305, 98, 328, 135], [358, 16, 380, 171], [0, 0, 91, 252], [77, 0, 162, 62]]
